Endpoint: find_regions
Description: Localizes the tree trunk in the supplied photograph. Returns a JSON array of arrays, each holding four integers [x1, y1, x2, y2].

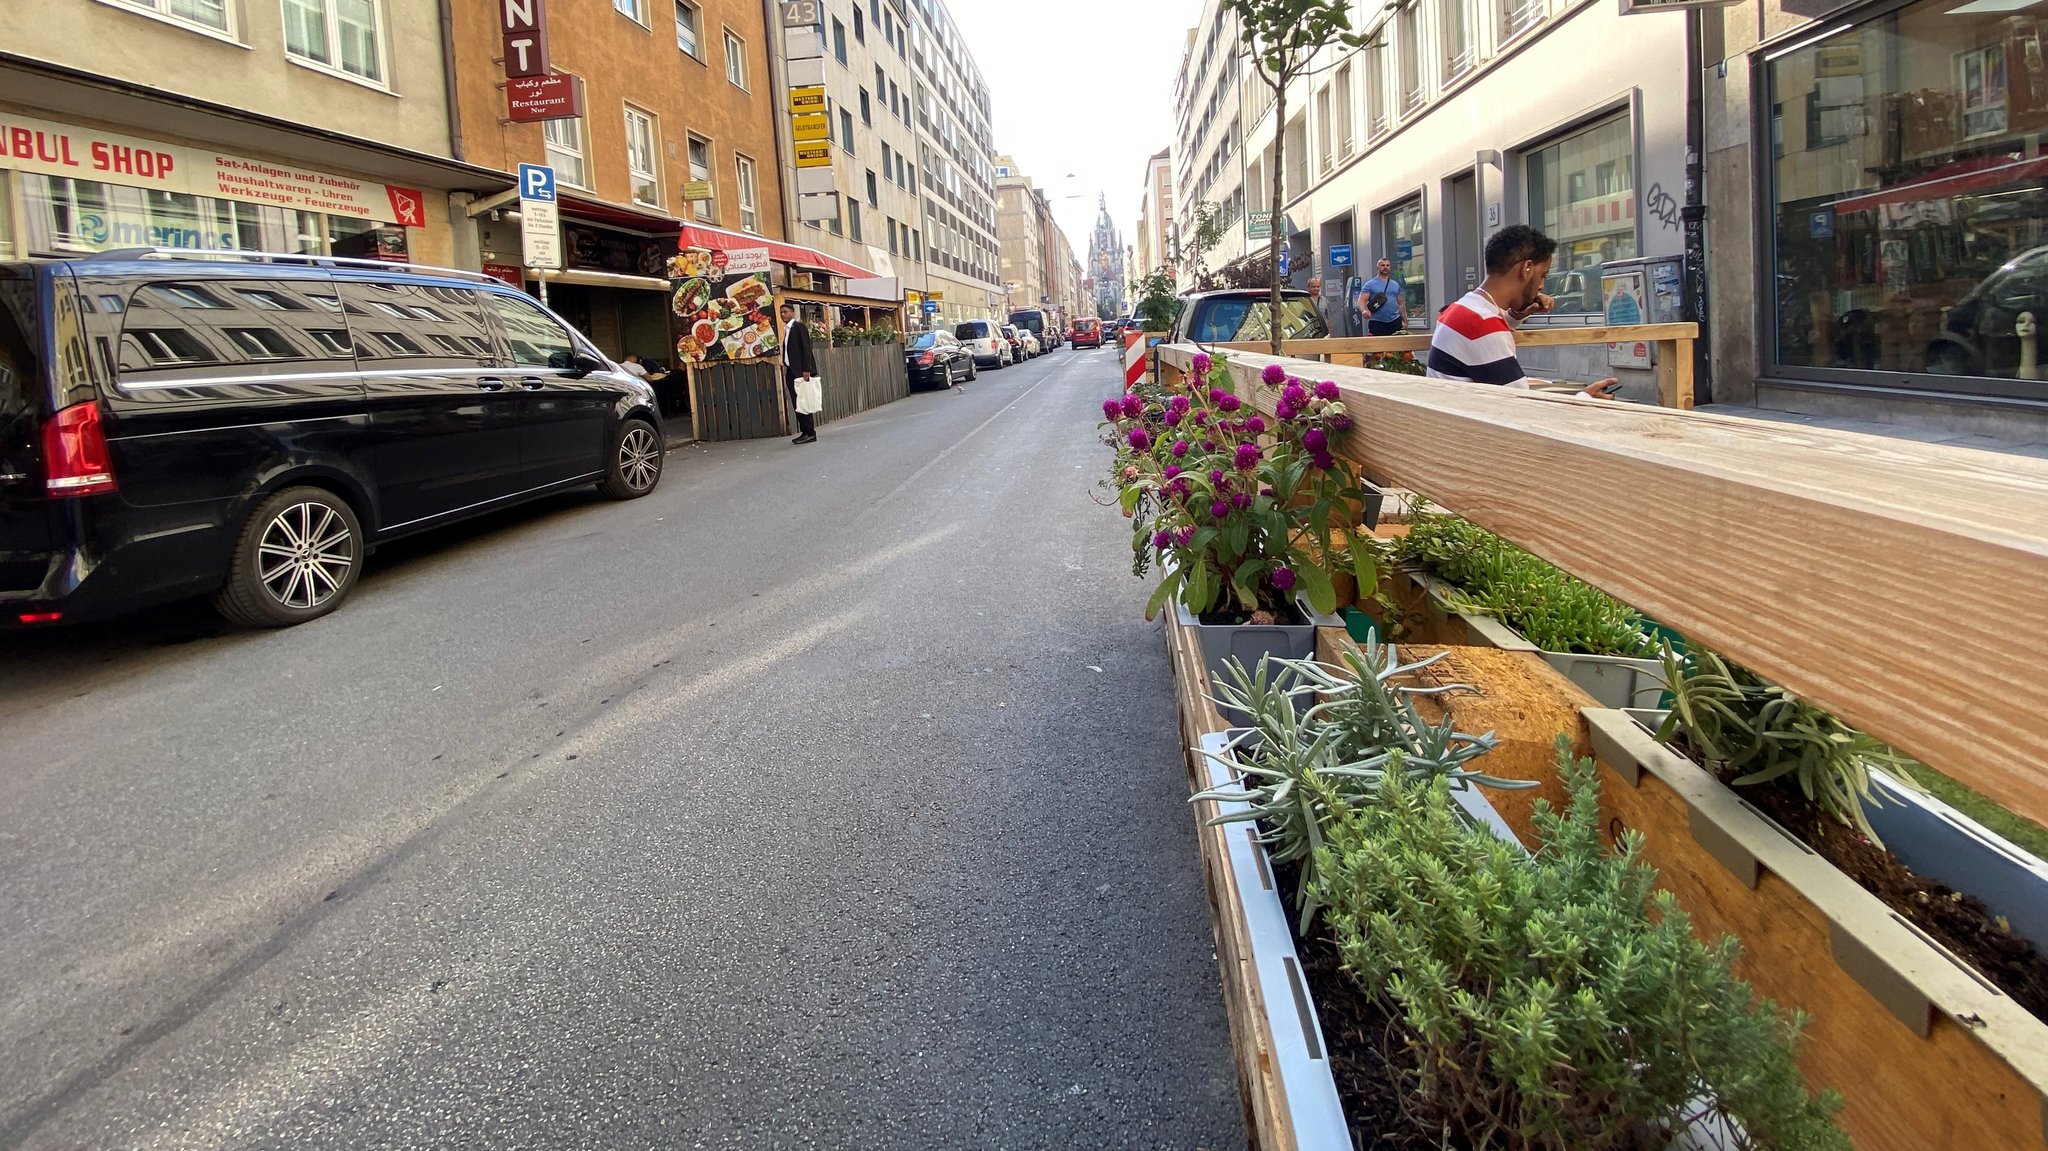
[[1268, 75, 1287, 357]]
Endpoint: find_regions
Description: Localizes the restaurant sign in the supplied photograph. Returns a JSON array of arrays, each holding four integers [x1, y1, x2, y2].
[[1, 113, 426, 225]]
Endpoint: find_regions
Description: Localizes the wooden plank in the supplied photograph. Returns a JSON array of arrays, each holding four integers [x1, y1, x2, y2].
[[1159, 343, 2048, 829]]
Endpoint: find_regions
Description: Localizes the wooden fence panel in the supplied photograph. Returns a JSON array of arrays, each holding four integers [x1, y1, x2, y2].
[[814, 344, 909, 425], [689, 360, 786, 441]]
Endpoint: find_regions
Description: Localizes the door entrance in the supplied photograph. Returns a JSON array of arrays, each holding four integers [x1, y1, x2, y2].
[[1448, 173, 1480, 310]]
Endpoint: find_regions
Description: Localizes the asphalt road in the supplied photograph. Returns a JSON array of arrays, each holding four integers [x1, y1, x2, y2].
[[0, 347, 1244, 1150]]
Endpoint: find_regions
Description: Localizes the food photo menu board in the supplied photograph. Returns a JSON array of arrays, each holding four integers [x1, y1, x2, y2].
[[668, 247, 779, 365]]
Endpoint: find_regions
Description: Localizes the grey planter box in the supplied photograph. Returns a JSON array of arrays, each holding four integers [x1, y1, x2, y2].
[[1406, 570, 1665, 709], [1174, 596, 1342, 724]]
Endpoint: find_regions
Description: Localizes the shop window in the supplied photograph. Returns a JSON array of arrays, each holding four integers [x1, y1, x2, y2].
[[101, 0, 231, 36], [675, 0, 700, 58], [725, 29, 747, 89], [736, 154, 760, 233], [1378, 197, 1427, 317], [544, 115, 588, 190], [1765, 3, 2048, 389], [282, 0, 385, 86], [1525, 116, 1635, 314], [624, 106, 661, 209], [688, 135, 715, 224]]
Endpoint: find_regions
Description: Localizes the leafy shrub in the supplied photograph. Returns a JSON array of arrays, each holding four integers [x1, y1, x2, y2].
[[1319, 739, 1849, 1151], [1397, 507, 1651, 656], [1657, 646, 1911, 845]]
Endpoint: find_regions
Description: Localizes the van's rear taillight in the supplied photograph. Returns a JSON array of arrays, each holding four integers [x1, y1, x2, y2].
[[41, 401, 117, 497]]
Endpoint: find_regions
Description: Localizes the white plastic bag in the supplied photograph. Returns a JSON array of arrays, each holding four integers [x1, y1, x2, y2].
[[794, 374, 824, 415]]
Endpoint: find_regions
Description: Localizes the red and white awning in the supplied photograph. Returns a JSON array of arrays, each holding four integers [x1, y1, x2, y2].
[[676, 222, 872, 280]]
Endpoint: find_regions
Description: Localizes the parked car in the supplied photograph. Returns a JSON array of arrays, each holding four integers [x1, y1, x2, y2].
[[904, 330, 975, 389], [1167, 289, 1330, 345], [1541, 266, 1603, 315], [1000, 323, 1029, 360], [0, 251, 664, 629], [1008, 307, 1054, 351], [1014, 327, 1042, 358], [1070, 318, 1103, 348], [954, 319, 1012, 367]]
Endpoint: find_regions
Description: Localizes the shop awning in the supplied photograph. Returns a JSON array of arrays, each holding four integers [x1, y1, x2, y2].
[[559, 193, 682, 234], [1831, 154, 2048, 214], [676, 222, 873, 279]]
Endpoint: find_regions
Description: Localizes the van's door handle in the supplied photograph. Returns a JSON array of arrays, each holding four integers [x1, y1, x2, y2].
[[477, 377, 507, 391], [519, 377, 548, 391]]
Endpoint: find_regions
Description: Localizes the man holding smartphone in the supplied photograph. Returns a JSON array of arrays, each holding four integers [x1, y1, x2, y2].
[[1425, 225, 1621, 398]]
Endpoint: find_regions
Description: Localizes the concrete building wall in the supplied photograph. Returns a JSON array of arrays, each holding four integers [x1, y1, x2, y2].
[[1173, 1, 1248, 286], [907, 0, 1003, 325]]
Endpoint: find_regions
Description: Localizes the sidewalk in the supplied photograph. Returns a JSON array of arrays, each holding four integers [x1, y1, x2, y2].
[[1696, 403, 2048, 459]]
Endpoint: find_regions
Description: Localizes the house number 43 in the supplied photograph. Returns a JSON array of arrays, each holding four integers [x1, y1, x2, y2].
[[780, 0, 820, 25]]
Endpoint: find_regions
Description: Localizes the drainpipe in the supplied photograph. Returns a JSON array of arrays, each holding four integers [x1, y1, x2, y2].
[[439, 0, 466, 162], [1683, 6, 1711, 403]]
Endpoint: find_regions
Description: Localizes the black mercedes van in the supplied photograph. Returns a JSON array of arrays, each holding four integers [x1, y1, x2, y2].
[[0, 251, 665, 629]]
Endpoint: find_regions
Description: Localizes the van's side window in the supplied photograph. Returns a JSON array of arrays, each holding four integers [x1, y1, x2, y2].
[[486, 293, 576, 369], [335, 282, 495, 369], [117, 279, 348, 385]]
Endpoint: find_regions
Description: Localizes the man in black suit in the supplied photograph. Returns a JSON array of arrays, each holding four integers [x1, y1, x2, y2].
[[780, 301, 819, 445]]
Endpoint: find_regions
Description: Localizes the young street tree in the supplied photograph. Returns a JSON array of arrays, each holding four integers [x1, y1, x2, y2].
[[1226, 0, 1366, 353]]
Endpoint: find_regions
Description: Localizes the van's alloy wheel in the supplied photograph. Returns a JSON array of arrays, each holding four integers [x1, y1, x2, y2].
[[214, 486, 363, 628], [600, 418, 663, 499]]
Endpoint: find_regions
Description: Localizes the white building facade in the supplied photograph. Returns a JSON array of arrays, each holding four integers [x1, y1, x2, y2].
[[906, 0, 1004, 326], [1172, 2, 1251, 288]]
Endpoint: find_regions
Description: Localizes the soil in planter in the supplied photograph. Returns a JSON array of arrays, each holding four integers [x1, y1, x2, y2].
[[1694, 747, 2048, 1020], [1195, 599, 1308, 628]]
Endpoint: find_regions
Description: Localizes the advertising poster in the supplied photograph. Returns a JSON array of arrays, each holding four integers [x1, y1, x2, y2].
[[1603, 265, 1652, 369], [669, 246, 779, 365]]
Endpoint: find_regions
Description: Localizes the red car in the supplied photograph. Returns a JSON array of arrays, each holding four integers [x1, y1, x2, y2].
[[1070, 318, 1103, 348]]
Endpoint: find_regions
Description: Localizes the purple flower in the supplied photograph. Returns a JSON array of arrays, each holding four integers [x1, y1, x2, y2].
[[1315, 380, 1341, 401], [1163, 465, 1182, 479], [1208, 468, 1226, 485], [1127, 427, 1151, 450], [1202, 440, 1216, 453], [1208, 388, 1225, 403], [1261, 364, 1287, 385], [1210, 500, 1231, 519], [1191, 352, 1212, 375], [1174, 526, 1195, 547], [1302, 429, 1328, 453], [1282, 383, 1309, 408], [1231, 491, 1253, 510], [1260, 486, 1275, 497], [1312, 451, 1336, 471], [1163, 408, 1183, 427], [1193, 410, 1210, 426], [1170, 439, 1190, 458], [1169, 394, 1191, 413], [1169, 478, 1191, 499], [1152, 530, 1171, 549], [1271, 567, 1297, 591], [1327, 413, 1355, 431], [1218, 393, 1242, 413], [1275, 401, 1297, 422], [1102, 398, 1123, 420], [1234, 443, 1262, 470], [1246, 416, 1267, 435], [1122, 394, 1145, 418]]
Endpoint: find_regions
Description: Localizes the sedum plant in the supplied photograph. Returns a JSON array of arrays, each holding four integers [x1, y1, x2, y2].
[[1397, 506, 1653, 657], [1319, 739, 1849, 1151], [1656, 645, 1912, 845], [1192, 644, 1527, 931]]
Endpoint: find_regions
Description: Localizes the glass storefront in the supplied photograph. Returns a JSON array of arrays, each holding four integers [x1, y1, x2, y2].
[[1769, 0, 2048, 387], [1527, 116, 1636, 314], [9, 174, 404, 261], [1379, 197, 1427, 320]]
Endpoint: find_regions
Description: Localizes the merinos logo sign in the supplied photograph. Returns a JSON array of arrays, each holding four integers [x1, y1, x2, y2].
[[71, 212, 239, 252]]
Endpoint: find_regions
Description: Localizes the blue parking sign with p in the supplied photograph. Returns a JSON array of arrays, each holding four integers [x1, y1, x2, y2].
[[519, 163, 556, 203]]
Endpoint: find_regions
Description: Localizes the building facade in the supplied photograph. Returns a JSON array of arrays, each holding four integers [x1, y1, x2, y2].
[[995, 155, 1048, 314], [906, 0, 1003, 327], [1171, 2, 1249, 289], [2, 0, 488, 268], [1136, 147, 1173, 277], [1702, 0, 2048, 436]]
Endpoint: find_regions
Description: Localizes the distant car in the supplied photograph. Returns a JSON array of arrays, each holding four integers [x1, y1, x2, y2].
[[1167, 289, 1329, 345], [955, 319, 1012, 367], [1071, 318, 1103, 348], [1014, 327, 1041, 357], [1007, 307, 1054, 351], [1000, 323, 1028, 360], [905, 330, 975, 389]]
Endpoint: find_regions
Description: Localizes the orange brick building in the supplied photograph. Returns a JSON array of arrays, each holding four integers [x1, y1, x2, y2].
[[446, 0, 791, 367]]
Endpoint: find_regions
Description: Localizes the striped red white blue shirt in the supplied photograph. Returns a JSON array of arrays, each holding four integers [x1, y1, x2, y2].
[[1426, 290, 1530, 388]]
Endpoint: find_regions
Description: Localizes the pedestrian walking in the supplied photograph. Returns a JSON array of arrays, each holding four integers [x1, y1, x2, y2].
[[1358, 258, 1407, 336], [1426, 225, 1619, 398], [781, 302, 820, 444]]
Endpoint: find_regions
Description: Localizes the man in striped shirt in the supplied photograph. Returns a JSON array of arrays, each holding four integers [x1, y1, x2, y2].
[[1427, 225, 1620, 398]]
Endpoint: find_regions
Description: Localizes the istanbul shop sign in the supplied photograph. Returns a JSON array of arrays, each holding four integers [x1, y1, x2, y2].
[[1, 113, 427, 226]]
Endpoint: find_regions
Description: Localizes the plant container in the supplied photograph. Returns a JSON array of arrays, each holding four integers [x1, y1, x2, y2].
[[1175, 597, 1343, 725], [1400, 570, 1665, 710]]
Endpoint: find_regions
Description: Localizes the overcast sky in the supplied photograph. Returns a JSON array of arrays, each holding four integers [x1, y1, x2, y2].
[[946, 1, 1193, 269]]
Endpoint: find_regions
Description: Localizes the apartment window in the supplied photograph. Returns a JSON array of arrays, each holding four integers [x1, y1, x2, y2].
[[832, 18, 847, 64], [282, 0, 385, 84], [624, 106, 661, 208], [674, 0, 700, 57], [866, 169, 878, 206], [104, 0, 230, 35], [896, 153, 907, 187], [1526, 116, 1635, 313], [849, 200, 862, 242], [860, 88, 872, 126], [887, 218, 899, 255], [1442, 0, 1475, 79], [828, 196, 843, 236], [840, 109, 856, 153], [725, 28, 748, 88], [687, 134, 714, 223], [613, 0, 645, 23], [882, 142, 894, 183], [1397, 4, 1423, 111], [853, 3, 864, 41], [543, 115, 588, 189], [1316, 85, 1334, 173], [913, 228, 921, 260], [735, 153, 760, 232], [1335, 63, 1355, 158], [1501, 0, 1545, 40], [890, 81, 902, 121], [907, 164, 917, 195], [1365, 38, 1389, 138], [876, 65, 887, 100]]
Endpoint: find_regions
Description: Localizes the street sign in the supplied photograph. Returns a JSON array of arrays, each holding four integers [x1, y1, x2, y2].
[[517, 163, 561, 270], [506, 73, 583, 123], [789, 85, 826, 113], [779, 0, 820, 25], [790, 112, 830, 141], [794, 143, 832, 169], [1329, 244, 1352, 267], [923, 300, 940, 315], [682, 180, 713, 202], [1395, 238, 1413, 261], [1277, 249, 1290, 277]]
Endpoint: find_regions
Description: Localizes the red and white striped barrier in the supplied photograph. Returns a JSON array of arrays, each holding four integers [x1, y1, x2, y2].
[[1123, 330, 1164, 389]]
